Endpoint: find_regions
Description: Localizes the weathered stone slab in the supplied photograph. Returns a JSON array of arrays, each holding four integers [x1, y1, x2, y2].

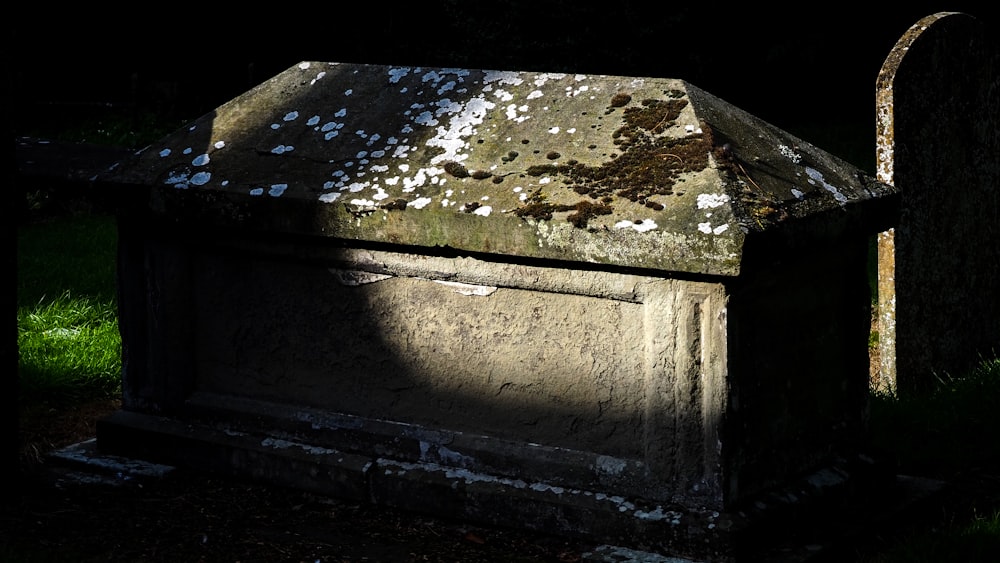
[[105, 62, 892, 276], [875, 12, 1000, 393]]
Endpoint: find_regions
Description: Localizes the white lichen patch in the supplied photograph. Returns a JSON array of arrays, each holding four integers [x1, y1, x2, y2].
[[633, 506, 684, 523], [698, 222, 729, 235], [530, 482, 565, 494], [410, 197, 433, 209], [190, 172, 211, 186], [594, 492, 634, 512], [350, 198, 376, 208], [187, 67, 534, 213], [419, 441, 477, 467], [805, 167, 848, 203], [505, 103, 532, 123], [566, 83, 589, 97], [594, 455, 628, 476], [482, 70, 524, 88], [260, 437, 337, 456], [425, 95, 496, 165], [778, 144, 802, 164], [696, 193, 730, 209], [614, 219, 658, 232], [164, 170, 191, 189]]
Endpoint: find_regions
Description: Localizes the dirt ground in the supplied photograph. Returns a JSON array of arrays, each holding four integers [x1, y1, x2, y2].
[[6, 397, 1000, 562], [6, 399, 599, 563]]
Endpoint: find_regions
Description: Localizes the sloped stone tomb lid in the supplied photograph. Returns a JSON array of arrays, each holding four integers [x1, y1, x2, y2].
[[104, 62, 890, 276]]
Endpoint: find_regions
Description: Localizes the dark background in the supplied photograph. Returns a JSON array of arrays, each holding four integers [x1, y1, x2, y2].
[[4, 0, 997, 500], [9, 2, 997, 169]]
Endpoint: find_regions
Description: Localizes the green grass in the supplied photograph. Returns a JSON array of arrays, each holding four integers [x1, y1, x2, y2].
[[17, 213, 121, 404], [863, 510, 1000, 563], [864, 357, 1000, 562], [870, 357, 1000, 478]]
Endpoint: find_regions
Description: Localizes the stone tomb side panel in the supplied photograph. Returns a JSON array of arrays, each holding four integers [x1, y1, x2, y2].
[[192, 250, 659, 459]]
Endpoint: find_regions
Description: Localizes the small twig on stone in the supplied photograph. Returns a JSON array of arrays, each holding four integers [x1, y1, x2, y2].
[[656, 153, 683, 163]]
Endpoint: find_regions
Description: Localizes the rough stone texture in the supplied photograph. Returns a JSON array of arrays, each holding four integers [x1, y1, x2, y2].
[[103, 62, 893, 276], [97, 62, 897, 561], [875, 12, 1000, 394], [196, 262, 650, 459], [103, 215, 877, 561]]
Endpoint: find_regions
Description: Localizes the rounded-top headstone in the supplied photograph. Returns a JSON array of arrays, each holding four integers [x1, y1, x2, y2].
[[875, 12, 1000, 393]]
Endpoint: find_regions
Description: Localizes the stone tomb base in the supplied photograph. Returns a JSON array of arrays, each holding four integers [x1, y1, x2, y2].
[[98, 218, 877, 561]]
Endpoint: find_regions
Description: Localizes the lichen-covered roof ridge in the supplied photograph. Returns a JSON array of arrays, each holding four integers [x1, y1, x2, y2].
[[103, 62, 891, 276]]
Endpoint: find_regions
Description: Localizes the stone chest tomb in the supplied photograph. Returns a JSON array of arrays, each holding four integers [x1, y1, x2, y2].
[[96, 62, 895, 559]]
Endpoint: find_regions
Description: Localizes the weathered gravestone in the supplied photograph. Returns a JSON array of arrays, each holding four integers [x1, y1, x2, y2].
[[874, 12, 1000, 395], [94, 62, 896, 560]]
